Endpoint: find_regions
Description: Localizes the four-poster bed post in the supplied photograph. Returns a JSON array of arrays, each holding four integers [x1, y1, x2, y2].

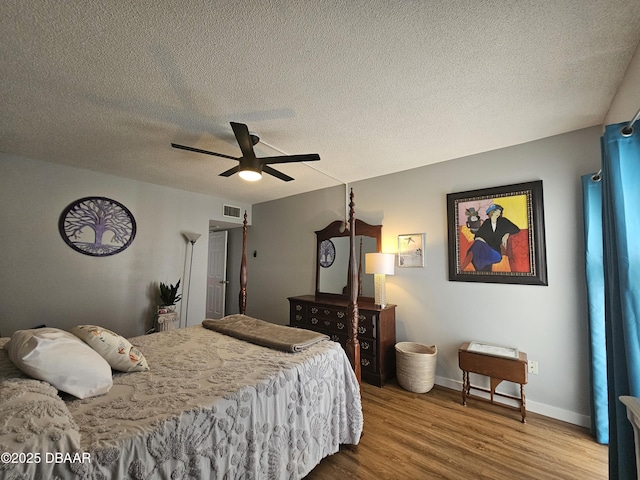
[[239, 211, 248, 315], [345, 189, 362, 383]]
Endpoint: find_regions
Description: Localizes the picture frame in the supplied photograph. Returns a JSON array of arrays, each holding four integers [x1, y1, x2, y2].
[[398, 233, 425, 268], [446, 180, 547, 285]]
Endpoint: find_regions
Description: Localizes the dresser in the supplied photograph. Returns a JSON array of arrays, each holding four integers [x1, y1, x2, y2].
[[288, 295, 396, 387]]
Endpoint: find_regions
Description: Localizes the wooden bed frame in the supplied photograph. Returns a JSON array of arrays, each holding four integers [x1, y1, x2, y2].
[[238, 189, 362, 383]]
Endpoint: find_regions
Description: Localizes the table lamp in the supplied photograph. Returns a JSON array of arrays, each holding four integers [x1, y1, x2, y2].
[[365, 252, 395, 307]]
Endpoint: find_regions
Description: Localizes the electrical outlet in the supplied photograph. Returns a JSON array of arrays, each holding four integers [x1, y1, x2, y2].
[[528, 360, 539, 375]]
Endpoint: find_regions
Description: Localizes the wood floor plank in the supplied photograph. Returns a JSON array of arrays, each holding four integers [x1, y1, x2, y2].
[[307, 381, 608, 479]]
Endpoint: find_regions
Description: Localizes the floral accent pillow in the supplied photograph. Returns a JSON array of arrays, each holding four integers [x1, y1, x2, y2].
[[70, 325, 150, 372]]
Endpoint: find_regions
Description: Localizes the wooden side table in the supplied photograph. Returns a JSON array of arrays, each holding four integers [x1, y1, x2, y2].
[[155, 312, 179, 332], [458, 342, 528, 423]]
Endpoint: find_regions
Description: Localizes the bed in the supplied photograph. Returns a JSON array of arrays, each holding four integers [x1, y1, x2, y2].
[[0, 192, 365, 479]]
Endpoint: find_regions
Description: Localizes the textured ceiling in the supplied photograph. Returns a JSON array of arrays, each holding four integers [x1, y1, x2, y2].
[[2, 1, 640, 204]]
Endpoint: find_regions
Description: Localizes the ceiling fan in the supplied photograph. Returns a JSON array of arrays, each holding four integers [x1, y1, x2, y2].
[[171, 122, 320, 182]]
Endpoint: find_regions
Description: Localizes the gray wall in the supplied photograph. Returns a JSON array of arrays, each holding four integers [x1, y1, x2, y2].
[[0, 153, 250, 338], [250, 126, 602, 426]]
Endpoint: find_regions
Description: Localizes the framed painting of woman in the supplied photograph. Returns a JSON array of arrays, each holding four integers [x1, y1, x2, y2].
[[446, 180, 548, 285]]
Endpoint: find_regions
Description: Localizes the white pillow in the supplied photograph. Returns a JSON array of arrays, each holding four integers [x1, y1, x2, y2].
[[5, 328, 113, 399], [70, 325, 149, 372]]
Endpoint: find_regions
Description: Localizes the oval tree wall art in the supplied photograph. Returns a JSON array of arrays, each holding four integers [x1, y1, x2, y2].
[[59, 197, 136, 257]]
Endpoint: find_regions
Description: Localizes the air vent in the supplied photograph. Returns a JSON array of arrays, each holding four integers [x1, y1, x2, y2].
[[223, 204, 241, 219]]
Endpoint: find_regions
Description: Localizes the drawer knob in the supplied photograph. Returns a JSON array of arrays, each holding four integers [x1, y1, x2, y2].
[[337, 311, 345, 319], [358, 326, 367, 334], [361, 341, 370, 350], [361, 358, 371, 367], [311, 307, 318, 314], [337, 322, 345, 330], [295, 305, 302, 311], [311, 317, 318, 324]]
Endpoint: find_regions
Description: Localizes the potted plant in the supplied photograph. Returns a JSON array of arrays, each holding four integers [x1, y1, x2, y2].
[[158, 279, 182, 313]]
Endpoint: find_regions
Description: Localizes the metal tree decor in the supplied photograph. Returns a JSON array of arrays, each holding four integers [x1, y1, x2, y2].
[[59, 196, 137, 256]]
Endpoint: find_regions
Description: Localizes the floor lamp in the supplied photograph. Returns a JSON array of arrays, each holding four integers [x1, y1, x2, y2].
[[183, 232, 201, 328], [365, 253, 395, 308]]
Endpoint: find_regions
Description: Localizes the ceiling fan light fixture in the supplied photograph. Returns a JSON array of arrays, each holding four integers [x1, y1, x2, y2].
[[239, 169, 262, 181], [239, 156, 263, 181], [171, 122, 320, 182]]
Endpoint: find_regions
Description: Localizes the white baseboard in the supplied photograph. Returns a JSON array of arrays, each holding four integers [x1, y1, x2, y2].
[[434, 376, 591, 428]]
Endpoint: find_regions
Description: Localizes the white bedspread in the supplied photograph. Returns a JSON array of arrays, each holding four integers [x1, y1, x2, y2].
[[0, 325, 363, 479]]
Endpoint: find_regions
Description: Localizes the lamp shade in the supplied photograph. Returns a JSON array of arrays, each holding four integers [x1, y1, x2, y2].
[[365, 253, 395, 275], [183, 232, 202, 244]]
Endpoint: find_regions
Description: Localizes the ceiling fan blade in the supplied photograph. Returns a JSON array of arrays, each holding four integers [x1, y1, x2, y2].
[[263, 165, 294, 182], [262, 165, 293, 182], [230, 122, 256, 159], [171, 143, 238, 161], [260, 153, 321, 165], [219, 165, 240, 177]]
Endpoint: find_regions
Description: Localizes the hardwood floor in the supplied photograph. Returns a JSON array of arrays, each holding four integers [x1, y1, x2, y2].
[[307, 381, 608, 480]]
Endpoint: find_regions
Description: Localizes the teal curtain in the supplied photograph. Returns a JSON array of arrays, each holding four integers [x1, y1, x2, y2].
[[581, 173, 608, 444], [601, 122, 640, 479]]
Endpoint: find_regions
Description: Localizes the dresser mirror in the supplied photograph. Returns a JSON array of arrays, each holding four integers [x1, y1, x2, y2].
[[315, 219, 382, 301]]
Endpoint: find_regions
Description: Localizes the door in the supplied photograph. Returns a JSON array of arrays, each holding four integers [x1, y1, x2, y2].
[[206, 230, 228, 319]]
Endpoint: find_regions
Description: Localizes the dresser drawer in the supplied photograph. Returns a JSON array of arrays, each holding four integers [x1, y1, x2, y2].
[[290, 315, 307, 329], [309, 313, 349, 335], [361, 353, 377, 375], [325, 331, 377, 357], [356, 312, 376, 339], [290, 301, 308, 315], [289, 302, 309, 326], [306, 307, 376, 336], [359, 337, 376, 355], [309, 305, 348, 321]]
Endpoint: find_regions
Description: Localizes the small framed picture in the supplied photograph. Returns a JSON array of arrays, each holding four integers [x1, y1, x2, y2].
[[398, 233, 425, 268]]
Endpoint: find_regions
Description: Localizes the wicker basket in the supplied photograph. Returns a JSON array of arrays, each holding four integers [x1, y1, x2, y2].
[[395, 342, 437, 393]]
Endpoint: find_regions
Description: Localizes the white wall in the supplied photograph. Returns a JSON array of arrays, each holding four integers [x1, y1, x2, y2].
[[0, 153, 250, 338], [605, 41, 640, 125], [250, 126, 602, 426]]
